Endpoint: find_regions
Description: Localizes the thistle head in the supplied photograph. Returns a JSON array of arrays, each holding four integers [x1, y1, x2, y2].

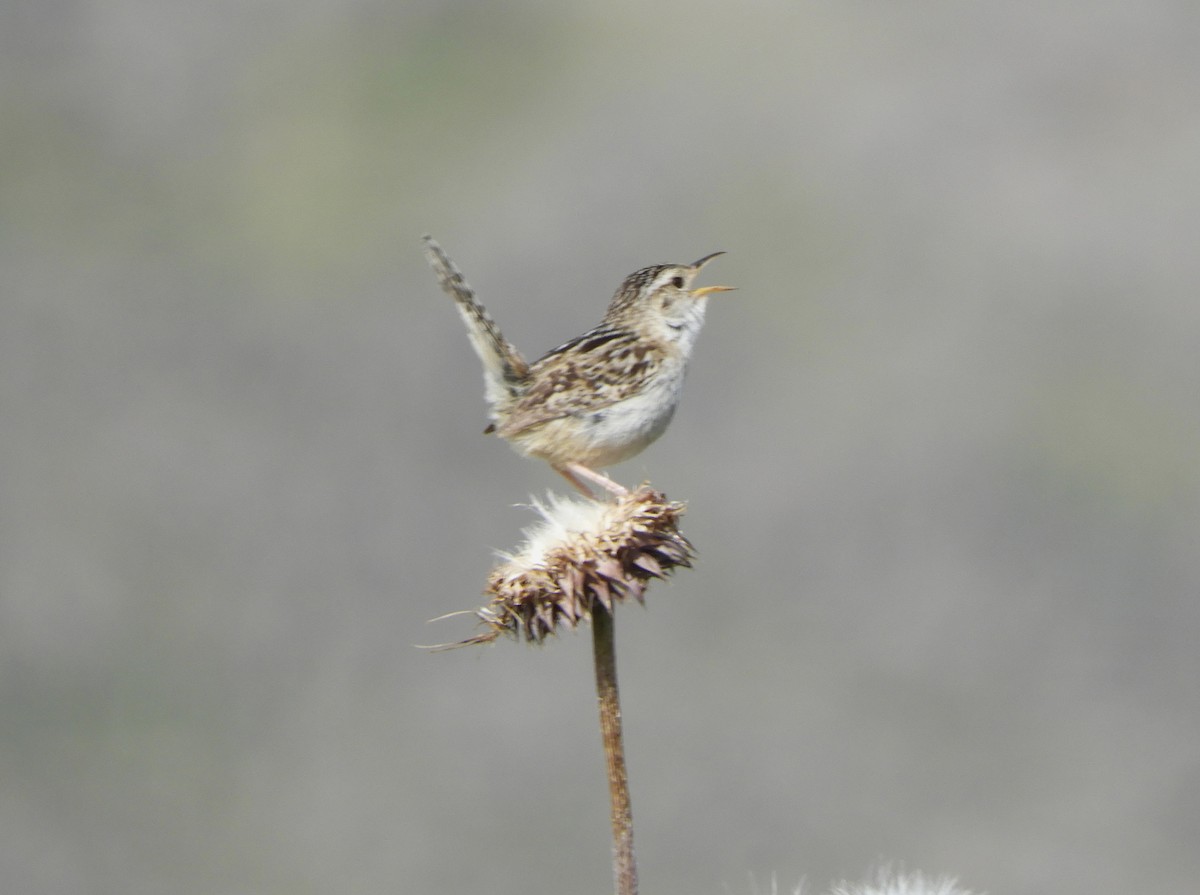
[[432, 487, 694, 648]]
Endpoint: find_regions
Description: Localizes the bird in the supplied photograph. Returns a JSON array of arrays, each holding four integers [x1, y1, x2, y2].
[[423, 236, 734, 497]]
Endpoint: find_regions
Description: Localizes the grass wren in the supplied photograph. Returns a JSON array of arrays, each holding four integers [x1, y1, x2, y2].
[[423, 236, 734, 497]]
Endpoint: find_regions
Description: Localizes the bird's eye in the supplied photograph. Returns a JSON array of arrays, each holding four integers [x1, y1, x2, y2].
[[669, 276, 685, 289]]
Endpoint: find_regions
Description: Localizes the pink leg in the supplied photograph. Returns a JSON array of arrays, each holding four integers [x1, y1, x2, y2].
[[559, 461, 628, 497], [555, 466, 595, 498]]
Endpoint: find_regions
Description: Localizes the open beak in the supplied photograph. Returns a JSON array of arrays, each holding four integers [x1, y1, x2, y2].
[[691, 251, 725, 269], [690, 284, 736, 298], [689, 252, 734, 297]]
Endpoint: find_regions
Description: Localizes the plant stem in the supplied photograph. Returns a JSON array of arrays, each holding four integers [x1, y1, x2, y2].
[[592, 602, 637, 895]]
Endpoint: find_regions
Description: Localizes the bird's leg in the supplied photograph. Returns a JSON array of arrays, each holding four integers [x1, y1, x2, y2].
[[555, 466, 597, 498], [558, 462, 629, 498]]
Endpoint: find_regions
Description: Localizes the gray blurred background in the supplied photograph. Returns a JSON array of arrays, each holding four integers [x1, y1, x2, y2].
[[3, 2, 1198, 893]]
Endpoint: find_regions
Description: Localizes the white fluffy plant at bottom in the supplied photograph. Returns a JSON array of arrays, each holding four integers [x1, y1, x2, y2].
[[750, 869, 983, 895]]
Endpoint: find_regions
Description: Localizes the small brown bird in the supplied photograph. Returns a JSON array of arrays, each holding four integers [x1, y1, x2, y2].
[[423, 236, 734, 497]]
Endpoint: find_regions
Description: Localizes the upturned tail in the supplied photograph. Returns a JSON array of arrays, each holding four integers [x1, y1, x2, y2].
[[422, 236, 529, 409]]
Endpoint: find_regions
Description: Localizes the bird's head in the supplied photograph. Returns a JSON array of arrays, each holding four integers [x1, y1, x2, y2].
[[605, 252, 735, 338]]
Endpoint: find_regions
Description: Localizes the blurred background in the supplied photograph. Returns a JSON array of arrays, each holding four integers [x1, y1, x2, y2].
[[3, 2, 1198, 893]]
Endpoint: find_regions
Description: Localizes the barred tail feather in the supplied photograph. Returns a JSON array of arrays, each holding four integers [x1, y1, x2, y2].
[[422, 236, 528, 408]]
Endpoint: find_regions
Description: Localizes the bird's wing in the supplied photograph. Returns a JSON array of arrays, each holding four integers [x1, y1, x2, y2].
[[494, 327, 660, 438]]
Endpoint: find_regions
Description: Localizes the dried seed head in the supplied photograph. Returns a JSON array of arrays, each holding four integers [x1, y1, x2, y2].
[[436, 487, 694, 647]]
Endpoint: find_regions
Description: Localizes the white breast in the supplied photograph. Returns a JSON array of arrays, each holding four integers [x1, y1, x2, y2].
[[574, 358, 688, 467]]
